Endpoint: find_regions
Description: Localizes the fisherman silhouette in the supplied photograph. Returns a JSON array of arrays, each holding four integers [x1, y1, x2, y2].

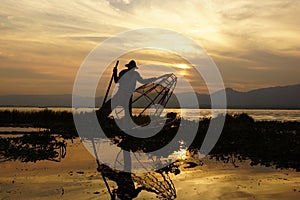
[[97, 60, 158, 120]]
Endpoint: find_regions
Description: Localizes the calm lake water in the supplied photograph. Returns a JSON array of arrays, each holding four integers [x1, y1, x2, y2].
[[0, 107, 299, 122]]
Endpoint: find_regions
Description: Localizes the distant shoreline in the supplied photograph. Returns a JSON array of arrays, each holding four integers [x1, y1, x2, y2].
[[0, 105, 300, 110], [1, 107, 299, 122]]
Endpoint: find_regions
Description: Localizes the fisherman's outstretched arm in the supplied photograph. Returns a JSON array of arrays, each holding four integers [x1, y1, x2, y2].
[[136, 72, 157, 84], [137, 72, 174, 84]]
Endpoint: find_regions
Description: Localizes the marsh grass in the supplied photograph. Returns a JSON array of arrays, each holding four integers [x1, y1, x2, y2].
[[0, 110, 299, 170]]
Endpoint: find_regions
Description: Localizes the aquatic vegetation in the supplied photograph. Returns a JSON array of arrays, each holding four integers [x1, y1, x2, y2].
[[0, 110, 299, 170], [190, 114, 300, 171], [0, 109, 76, 138], [0, 133, 66, 162]]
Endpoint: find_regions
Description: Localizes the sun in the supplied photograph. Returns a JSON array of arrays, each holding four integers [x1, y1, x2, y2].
[[176, 63, 190, 69]]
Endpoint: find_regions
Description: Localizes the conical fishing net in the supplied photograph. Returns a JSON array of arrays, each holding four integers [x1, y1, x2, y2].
[[131, 73, 177, 117]]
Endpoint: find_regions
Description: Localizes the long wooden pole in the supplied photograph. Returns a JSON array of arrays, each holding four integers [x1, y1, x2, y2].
[[102, 60, 119, 107], [97, 60, 119, 199], [91, 139, 114, 199]]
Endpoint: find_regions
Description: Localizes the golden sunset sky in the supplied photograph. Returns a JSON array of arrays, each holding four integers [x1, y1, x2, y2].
[[1, 0, 300, 95]]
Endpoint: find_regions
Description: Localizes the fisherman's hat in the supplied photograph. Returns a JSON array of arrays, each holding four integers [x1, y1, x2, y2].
[[125, 60, 138, 69]]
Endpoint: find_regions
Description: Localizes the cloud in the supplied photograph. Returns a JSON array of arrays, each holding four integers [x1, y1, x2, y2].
[[0, 0, 300, 94], [0, 67, 64, 80]]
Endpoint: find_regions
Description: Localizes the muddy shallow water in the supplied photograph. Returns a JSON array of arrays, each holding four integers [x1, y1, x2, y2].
[[0, 139, 299, 200]]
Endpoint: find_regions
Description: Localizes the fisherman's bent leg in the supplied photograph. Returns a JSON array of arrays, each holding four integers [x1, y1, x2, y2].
[[97, 99, 113, 119]]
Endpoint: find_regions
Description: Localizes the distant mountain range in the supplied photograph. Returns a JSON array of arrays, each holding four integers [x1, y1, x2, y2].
[[1, 84, 300, 109]]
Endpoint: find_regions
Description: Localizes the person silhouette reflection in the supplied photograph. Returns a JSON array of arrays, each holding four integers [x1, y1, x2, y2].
[[98, 163, 144, 200]]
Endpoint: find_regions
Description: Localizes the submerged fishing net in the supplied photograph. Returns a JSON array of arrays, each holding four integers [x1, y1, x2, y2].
[[98, 159, 178, 200], [132, 171, 177, 199]]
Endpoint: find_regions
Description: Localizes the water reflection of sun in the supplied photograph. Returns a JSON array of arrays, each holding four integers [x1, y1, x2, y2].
[[174, 140, 187, 159], [175, 148, 187, 159]]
